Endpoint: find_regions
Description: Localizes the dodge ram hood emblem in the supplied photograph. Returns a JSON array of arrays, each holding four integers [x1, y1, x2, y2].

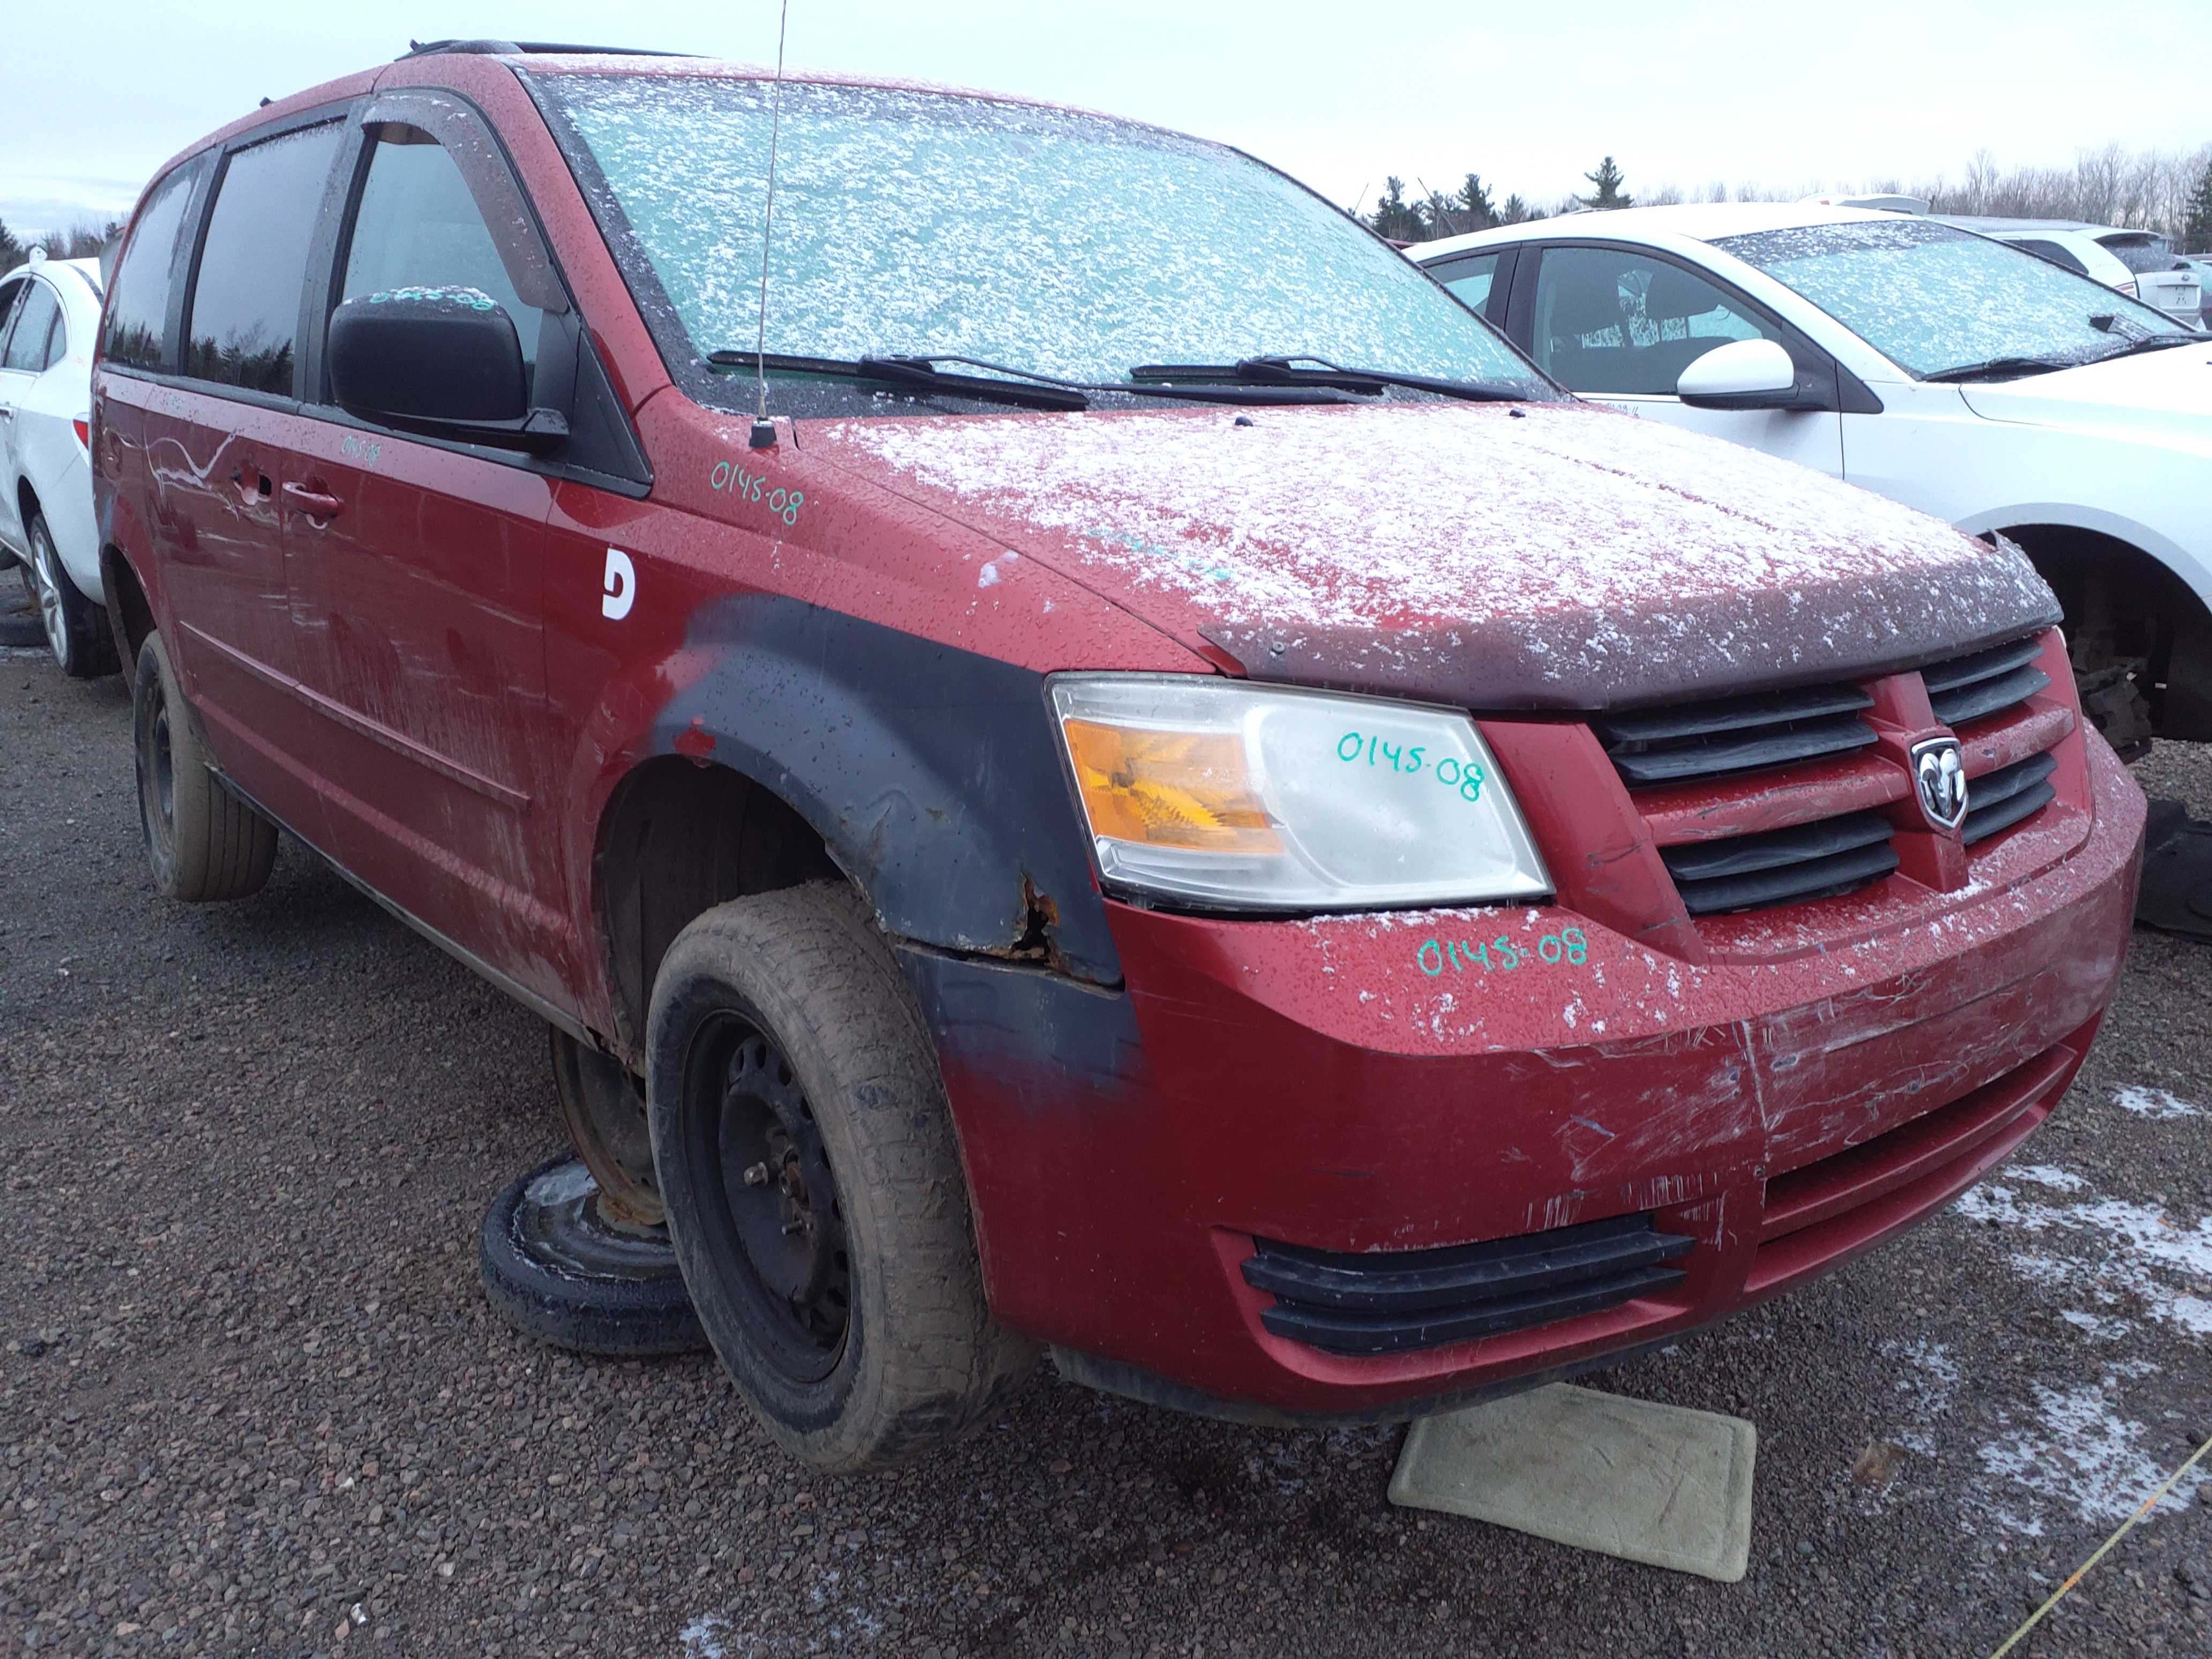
[[1911, 736, 1969, 832]]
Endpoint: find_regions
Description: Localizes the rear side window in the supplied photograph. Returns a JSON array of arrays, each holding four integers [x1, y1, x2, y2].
[[102, 163, 198, 370], [2, 282, 60, 373], [2014, 238, 2088, 276], [338, 125, 546, 398], [185, 122, 343, 393]]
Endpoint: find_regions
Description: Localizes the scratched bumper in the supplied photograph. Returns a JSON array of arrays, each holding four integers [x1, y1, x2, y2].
[[904, 732, 2143, 1418]]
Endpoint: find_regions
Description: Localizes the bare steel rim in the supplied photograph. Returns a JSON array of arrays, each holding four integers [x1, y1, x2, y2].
[[28, 522, 65, 663], [677, 1011, 853, 1385], [550, 1029, 663, 1227], [134, 662, 178, 871]]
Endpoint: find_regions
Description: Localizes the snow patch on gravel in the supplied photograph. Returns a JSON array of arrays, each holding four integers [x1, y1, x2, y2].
[[1975, 1371, 2201, 1537], [2113, 1085, 2203, 1120], [1954, 1177, 2212, 1338]]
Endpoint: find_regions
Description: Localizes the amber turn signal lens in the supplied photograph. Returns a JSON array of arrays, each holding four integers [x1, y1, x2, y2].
[[1061, 719, 1282, 854]]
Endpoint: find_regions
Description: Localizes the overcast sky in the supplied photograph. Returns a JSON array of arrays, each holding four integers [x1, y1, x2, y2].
[[4, 1, 2204, 234]]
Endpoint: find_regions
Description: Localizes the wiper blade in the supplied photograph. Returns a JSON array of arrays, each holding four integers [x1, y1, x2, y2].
[[709, 349, 1367, 408], [1129, 355, 1529, 403], [707, 350, 1090, 410], [2089, 330, 2204, 361], [1922, 355, 2074, 383]]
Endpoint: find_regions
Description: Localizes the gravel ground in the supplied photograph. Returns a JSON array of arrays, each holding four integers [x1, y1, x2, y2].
[[3, 648, 2210, 1659]]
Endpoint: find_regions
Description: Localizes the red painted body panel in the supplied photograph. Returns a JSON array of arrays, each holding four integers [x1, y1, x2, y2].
[[942, 738, 2138, 1413], [91, 53, 2148, 1423]]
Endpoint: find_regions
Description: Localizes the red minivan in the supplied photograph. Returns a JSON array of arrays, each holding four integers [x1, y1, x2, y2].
[[94, 42, 2143, 1470]]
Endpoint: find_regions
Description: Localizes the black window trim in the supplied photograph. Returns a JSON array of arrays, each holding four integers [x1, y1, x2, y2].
[[1506, 236, 1883, 415]]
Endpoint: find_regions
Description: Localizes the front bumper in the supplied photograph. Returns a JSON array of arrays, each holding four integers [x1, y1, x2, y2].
[[903, 729, 2143, 1419]]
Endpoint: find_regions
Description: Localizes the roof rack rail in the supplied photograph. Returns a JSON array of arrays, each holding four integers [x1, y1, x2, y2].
[[399, 39, 698, 60]]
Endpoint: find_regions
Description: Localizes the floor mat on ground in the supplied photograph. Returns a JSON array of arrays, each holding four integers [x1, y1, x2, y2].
[[1388, 1382, 1757, 1582]]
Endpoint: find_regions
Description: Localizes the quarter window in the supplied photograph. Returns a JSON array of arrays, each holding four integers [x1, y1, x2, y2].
[[1433, 253, 1501, 317], [102, 162, 198, 371], [1, 282, 60, 374], [339, 125, 545, 399], [1531, 245, 1781, 396], [185, 122, 344, 393], [2013, 238, 2088, 276]]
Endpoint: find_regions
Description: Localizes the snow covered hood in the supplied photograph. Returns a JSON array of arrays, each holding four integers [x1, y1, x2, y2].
[[1959, 340, 2212, 457], [814, 400, 2059, 710]]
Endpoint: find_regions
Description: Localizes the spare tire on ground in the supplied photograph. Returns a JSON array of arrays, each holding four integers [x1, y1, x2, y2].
[[479, 1155, 708, 1357]]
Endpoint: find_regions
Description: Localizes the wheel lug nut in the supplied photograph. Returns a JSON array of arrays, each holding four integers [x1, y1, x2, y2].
[[742, 1161, 771, 1187]]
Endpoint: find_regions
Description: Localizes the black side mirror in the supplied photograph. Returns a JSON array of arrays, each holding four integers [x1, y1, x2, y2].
[[327, 287, 567, 453]]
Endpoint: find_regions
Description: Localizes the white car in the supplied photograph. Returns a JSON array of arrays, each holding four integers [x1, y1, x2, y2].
[[1936, 218, 2203, 327], [1413, 204, 2212, 755], [0, 250, 114, 676]]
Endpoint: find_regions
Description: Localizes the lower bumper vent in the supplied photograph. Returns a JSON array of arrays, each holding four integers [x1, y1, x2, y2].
[[1244, 1212, 1693, 1356]]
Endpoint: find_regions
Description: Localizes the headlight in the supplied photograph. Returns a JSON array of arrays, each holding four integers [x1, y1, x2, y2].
[[1049, 675, 1551, 911]]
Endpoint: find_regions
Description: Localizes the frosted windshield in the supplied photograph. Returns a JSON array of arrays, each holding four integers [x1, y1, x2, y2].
[[537, 74, 1543, 391], [1715, 219, 2187, 378]]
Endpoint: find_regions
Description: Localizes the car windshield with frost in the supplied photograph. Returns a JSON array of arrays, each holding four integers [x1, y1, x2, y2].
[[1714, 218, 2192, 383], [528, 72, 1556, 415]]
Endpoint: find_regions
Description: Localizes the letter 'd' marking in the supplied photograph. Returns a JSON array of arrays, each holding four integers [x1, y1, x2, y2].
[[602, 548, 636, 621]]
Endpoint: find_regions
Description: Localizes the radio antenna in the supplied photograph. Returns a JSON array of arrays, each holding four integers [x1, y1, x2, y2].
[[748, 0, 791, 450]]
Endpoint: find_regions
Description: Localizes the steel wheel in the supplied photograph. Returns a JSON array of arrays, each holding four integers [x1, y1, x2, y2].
[[679, 1012, 851, 1384]]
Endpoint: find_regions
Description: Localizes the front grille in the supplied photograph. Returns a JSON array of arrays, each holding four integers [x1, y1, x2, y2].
[[1243, 1213, 1693, 1356], [1963, 752, 2059, 846], [1923, 636, 2050, 727], [1660, 810, 1899, 916], [1594, 684, 1876, 787]]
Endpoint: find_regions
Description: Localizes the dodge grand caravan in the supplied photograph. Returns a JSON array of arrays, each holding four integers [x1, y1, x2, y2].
[[93, 42, 2144, 1471]]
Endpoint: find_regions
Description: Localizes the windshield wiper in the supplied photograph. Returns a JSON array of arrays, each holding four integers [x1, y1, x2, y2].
[[1129, 355, 1530, 403], [708, 350, 1367, 408], [1922, 355, 2075, 384], [707, 350, 1091, 410], [2089, 330, 2204, 362]]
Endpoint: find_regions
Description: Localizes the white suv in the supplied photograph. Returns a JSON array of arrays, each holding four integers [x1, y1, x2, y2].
[[1937, 218, 2202, 327], [0, 250, 114, 676], [1413, 204, 2212, 755]]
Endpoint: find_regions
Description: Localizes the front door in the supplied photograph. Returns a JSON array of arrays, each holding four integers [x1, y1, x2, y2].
[[1520, 243, 1844, 477], [280, 112, 569, 1000]]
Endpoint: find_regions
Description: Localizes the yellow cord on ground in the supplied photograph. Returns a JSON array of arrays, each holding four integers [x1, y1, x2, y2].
[[1987, 1429, 2212, 1658]]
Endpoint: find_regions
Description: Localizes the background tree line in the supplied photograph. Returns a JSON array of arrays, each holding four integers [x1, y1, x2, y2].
[[0, 216, 126, 274], [1363, 145, 2212, 254]]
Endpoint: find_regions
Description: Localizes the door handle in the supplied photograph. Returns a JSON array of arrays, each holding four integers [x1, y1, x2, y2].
[[282, 482, 344, 520]]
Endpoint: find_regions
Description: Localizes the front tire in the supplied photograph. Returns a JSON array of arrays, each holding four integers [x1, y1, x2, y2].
[[646, 883, 1035, 1471], [24, 511, 117, 678], [133, 630, 278, 902]]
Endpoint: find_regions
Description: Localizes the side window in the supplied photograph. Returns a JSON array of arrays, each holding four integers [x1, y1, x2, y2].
[[0, 278, 25, 358], [2015, 238, 2088, 276], [1531, 245, 1783, 396], [1433, 253, 1501, 318], [339, 125, 547, 400], [185, 122, 345, 394], [102, 163, 199, 371], [2, 282, 59, 374]]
